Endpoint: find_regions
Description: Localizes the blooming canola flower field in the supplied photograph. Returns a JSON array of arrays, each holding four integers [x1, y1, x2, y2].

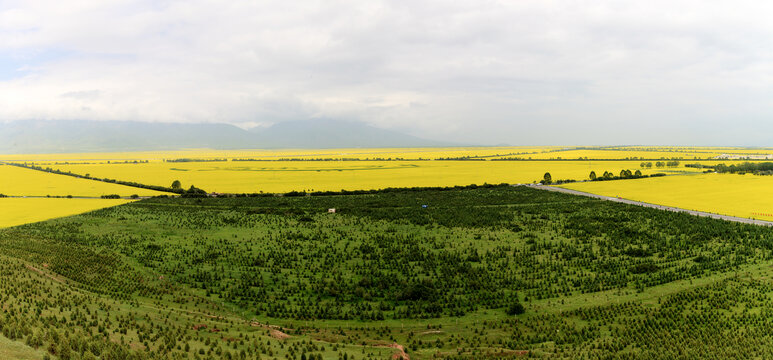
[[47, 160, 676, 194], [2, 145, 773, 227], [5, 145, 771, 162], [0, 146, 560, 162], [559, 173, 773, 221], [0, 198, 131, 228], [0, 164, 163, 229], [0, 164, 166, 197]]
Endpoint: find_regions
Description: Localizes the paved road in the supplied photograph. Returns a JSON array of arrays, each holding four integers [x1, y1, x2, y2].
[[526, 184, 773, 227]]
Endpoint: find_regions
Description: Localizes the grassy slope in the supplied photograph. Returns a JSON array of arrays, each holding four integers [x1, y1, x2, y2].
[[0, 333, 46, 360], [0, 186, 772, 359]]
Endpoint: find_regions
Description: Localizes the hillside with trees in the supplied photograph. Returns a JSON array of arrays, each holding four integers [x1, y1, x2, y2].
[[1, 186, 773, 358]]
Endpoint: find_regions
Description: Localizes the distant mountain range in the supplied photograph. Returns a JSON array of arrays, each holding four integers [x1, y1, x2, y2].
[[0, 119, 454, 154]]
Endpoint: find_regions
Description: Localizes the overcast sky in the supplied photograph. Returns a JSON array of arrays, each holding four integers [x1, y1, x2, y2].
[[1, 0, 772, 145]]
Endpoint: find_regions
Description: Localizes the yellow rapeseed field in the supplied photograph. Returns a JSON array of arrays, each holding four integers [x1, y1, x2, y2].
[[0, 198, 131, 228], [558, 173, 773, 221], [0, 165, 167, 197], [18, 146, 767, 161], [514, 149, 723, 160], [49, 160, 677, 193], [611, 146, 773, 155], [0, 146, 561, 162], [492, 147, 773, 160], [6, 146, 767, 163], [2, 146, 769, 229]]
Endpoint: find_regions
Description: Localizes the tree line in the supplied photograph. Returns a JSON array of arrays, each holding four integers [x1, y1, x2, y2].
[[540, 170, 665, 184], [639, 161, 680, 168], [713, 162, 773, 175]]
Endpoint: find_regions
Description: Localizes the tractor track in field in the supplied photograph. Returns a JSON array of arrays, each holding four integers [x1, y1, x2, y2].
[[528, 184, 773, 227]]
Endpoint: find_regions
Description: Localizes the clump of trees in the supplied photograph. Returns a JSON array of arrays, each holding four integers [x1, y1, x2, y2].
[[714, 162, 773, 175], [641, 161, 680, 168], [180, 185, 208, 198], [506, 302, 525, 316], [587, 169, 662, 181], [538, 169, 668, 184], [539, 173, 575, 185], [689, 162, 773, 175]]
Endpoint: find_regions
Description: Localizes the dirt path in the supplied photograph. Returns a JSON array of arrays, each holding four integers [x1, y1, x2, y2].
[[25, 264, 65, 283], [376, 343, 409, 360], [530, 185, 773, 227]]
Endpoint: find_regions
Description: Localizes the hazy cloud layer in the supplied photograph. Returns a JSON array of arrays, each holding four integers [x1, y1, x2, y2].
[[1, 0, 772, 145]]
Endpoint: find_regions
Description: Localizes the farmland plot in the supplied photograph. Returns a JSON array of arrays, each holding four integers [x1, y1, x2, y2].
[[0, 198, 131, 228], [47, 160, 674, 193], [0, 164, 166, 197], [559, 173, 773, 221]]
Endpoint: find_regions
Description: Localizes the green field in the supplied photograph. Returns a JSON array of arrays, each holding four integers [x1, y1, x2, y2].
[[1, 185, 773, 358]]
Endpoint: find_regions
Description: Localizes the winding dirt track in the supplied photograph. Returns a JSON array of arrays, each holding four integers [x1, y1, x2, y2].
[[529, 185, 773, 227]]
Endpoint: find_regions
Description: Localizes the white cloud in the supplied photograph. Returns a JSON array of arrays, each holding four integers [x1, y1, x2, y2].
[[1, 0, 773, 145]]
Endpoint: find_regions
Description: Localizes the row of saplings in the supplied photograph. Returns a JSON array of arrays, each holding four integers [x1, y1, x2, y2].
[[15, 186, 768, 322]]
